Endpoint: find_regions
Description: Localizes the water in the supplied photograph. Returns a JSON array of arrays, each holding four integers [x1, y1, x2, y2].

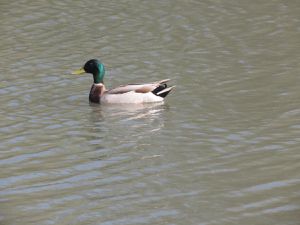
[[1, 0, 300, 224]]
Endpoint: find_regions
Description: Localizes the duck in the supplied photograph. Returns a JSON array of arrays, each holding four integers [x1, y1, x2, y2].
[[72, 59, 174, 104]]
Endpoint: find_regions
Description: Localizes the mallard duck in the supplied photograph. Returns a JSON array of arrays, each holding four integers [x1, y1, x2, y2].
[[72, 59, 174, 104]]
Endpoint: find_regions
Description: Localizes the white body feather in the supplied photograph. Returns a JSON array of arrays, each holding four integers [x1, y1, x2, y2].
[[101, 91, 164, 104]]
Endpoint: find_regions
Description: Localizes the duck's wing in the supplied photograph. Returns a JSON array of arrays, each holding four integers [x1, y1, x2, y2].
[[106, 79, 171, 94]]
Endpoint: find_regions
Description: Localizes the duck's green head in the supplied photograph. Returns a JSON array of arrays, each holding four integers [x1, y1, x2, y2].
[[72, 59, 105, 84]]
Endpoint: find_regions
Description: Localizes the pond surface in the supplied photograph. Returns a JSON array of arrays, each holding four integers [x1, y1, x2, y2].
[[1, 0, 300, 224]]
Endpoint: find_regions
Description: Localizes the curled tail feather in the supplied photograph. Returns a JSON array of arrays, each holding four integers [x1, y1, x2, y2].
[[152, 84, 175, 98]]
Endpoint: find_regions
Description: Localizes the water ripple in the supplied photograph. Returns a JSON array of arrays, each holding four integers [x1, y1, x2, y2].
[[1, 1, 300, 225]]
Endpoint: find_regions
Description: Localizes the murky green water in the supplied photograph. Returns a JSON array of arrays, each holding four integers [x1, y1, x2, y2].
[[1, 0, 300, 224]]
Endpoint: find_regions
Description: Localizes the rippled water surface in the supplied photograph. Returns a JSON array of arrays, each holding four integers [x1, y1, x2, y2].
[[1, 0, 300, 224]]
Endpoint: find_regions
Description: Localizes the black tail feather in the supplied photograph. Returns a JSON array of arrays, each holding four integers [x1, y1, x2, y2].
[[152, 84, 172, 98], [152, 84, 166, 94]]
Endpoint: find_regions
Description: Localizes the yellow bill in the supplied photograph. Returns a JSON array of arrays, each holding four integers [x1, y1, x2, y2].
[[71, 68, 85, 75]]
